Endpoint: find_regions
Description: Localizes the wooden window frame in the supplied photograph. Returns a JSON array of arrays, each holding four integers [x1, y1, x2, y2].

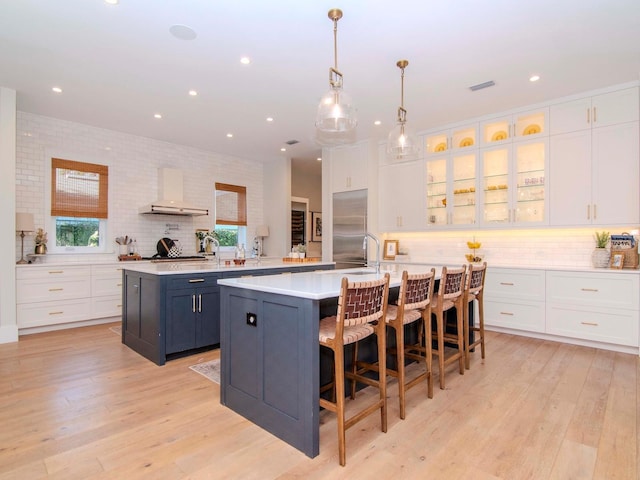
[[215, 182, 247, 226]]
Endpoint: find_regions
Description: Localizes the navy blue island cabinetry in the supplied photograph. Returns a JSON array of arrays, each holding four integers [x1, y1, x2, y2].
[[122, 261, 335, 366]]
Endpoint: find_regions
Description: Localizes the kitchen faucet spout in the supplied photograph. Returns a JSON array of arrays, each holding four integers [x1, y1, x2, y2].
[[363, 232, 381, 274]]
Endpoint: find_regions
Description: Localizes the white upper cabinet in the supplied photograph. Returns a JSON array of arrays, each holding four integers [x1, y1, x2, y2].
[[480, 108, 548, 146], [379, 160, 426, 231], [550, 87, 639, 135], [329, 142, 369, 193], [549, 122, 639, 226], [425, 124, 478, 156], [480, 138, 548, 227], [426, 152, 478, 228]]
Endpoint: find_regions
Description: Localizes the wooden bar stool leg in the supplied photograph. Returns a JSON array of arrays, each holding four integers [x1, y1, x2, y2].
[[395, 324, 407, 419], [464, 301, 471, 370], [424, 312, 434, 399], [436, 312, 445, 390], [479, 298, 486, 359], [456, 306, 465, 375]]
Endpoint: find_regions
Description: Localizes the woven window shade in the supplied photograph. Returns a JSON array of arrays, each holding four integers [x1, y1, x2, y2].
[[215, 182, 247, 226], [51, 158, 109, 219]]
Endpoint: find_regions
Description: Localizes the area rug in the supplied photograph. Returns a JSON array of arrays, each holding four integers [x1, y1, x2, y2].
[[189, 359, 220, 384]]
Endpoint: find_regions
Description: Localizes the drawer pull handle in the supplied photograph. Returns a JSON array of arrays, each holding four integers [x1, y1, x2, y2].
[[49, 311, 64, 315], [500, 311, 514, 316], [189, 279, 205, 283], [117, 304, 122, 308], [581, 288, 598, 292], [49, 288, 63, 292], [499, 282, 514, 286], [48, 270, 64, 274], [117, 283, 122, 287], [581, 321, 598, 327]]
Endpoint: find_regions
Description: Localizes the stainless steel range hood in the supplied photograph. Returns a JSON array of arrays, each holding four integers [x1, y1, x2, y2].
[[139, 168, 209, 216]]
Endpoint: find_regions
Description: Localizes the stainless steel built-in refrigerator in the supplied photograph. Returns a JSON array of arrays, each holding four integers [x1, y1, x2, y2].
[[332, 189, 368, 269]]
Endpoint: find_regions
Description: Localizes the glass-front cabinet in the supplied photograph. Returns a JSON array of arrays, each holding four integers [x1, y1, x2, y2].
[[426, 152, 478, 227], [425, 124, 478, 155], [480, 108, 548, 147], [481, 139, 548, 226]]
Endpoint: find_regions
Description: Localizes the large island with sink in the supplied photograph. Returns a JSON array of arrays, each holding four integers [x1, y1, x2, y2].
[[120, 259, 334, 366], [218, 266, 439, 458]]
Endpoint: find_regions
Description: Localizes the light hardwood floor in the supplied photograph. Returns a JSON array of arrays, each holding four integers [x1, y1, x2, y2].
[[0, 323, 638, 479]]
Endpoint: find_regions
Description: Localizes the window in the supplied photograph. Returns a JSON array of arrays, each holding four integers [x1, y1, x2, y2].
[[215, 183, 247, 248], [50, 158, 108, 253]]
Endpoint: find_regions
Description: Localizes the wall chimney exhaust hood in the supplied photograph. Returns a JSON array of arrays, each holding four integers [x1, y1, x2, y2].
[[139, 168, 209, 216]]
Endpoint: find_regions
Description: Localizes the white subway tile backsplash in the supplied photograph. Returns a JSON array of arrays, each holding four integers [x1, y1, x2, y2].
[[16, 112, 265, 263]]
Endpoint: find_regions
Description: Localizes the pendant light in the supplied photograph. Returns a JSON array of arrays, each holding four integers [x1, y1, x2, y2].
[[315, 8, 357, 144], [386, 59, 420, 161]]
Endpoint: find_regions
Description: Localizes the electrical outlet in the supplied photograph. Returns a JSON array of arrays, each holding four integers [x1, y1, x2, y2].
[[246, 313, 257, 327]]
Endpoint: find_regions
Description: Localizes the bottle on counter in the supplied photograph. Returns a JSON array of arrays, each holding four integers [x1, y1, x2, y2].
[[239, 243, 245, 259]]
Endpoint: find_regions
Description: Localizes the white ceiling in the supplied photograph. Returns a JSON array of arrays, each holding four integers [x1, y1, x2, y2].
[[1, 0, 639, 172]]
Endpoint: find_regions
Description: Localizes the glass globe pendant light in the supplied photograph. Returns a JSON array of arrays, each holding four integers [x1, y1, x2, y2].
[[315, 8, 357, 143], [386, 59, 420, 161]]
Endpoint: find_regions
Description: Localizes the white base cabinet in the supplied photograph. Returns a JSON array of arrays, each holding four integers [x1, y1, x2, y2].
[[17, 263, 123, 332], [485, 267, 640, 354]]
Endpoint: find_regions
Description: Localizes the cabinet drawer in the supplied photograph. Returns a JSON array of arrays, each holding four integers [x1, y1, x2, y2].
[[17, 298, 92, 328], [16, 265, 91, 280], [546, 271, 639, 309], [485, 299, 545, 332], [168, 274, 220, 290], [484, 268, 545, 302], [91, 295, 122, 319], [546, 304, 639, 347], [17, 278, 91, 303], [92, 276, 124, 296], [91, 264, 124, 278]]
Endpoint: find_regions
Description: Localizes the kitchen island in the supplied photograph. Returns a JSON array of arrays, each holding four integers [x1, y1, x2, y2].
[[218, 266, 440, 458], [120, 259, 335, 365]]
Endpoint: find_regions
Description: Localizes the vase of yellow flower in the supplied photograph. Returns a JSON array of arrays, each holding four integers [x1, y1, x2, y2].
[[34, 228, 47, 254]]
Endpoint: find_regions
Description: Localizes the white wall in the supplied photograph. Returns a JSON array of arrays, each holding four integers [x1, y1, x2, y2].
[[15, 112, 267, 262], [0, 88, 18, 343], [292, 166, 322, 257]]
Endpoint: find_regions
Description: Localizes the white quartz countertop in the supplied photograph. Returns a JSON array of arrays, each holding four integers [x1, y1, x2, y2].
[[217, 266, 441, 300], [119, 260, 336, 276]]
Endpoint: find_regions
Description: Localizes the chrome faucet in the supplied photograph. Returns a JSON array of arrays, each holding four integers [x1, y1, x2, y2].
[[363, 232, 381, 274], [205, 236, 221, 266]]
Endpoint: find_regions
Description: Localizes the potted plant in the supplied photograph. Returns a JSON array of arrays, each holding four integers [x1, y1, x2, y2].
[[294, 243, 307, 259], [34, 228, 47, 254], [592, 231, 610, 268]]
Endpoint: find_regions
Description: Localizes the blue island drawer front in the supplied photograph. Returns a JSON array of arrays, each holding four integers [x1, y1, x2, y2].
[[168, 274, 220, 289]]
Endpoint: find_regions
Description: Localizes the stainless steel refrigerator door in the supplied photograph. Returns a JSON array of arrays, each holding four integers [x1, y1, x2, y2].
[[333, 189, 367, 267]]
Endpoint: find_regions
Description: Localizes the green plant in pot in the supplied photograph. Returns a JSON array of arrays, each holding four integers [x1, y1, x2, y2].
[[592, 231, 610, 268]]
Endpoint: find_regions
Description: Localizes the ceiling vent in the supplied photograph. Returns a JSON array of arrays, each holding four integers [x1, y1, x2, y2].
[[285, 139, 300, 145], [469, 80, 495, 92]]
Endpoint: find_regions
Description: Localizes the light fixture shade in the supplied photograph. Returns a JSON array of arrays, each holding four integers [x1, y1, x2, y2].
[[386, 123, 420, 162], [316, 87, 357, 134], [256, 225, 270, 237], [16, 212, 35, 232]]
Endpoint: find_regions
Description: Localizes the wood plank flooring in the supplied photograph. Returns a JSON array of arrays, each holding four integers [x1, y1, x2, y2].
[[0, 323, 637, 479]]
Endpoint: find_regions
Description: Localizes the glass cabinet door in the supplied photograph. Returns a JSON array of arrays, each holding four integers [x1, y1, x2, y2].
[[481, 109, 547, 146], [451, 153, 477, 225], [482, 148, 510, 224], [425, 124, 478, 155], [426, 158, 448, 226], [514, 141, 546, 223]]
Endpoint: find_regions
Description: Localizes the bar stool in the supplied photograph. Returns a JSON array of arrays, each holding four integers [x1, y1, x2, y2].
[[385, 269, 436, 418], [430, 265, 466, 390], [463, 262, 487, 369], [318, 274, 390, 466]]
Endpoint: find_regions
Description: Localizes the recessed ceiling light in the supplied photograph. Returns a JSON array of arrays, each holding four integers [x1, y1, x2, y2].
[[240, 57, 251, 65], [188, 90, 198, 96], [169, 24, 197, 41], [317, 157, 322, 162], [104, 0, 119, 4], [529, 75, 540, 82], [154, 114, 162, 119], [374, 120, 381, 126], [226, 133, 233, 138], [280, 148, 286, 152], [52, 87, 62, 93], [266, 117, 273, 122]]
